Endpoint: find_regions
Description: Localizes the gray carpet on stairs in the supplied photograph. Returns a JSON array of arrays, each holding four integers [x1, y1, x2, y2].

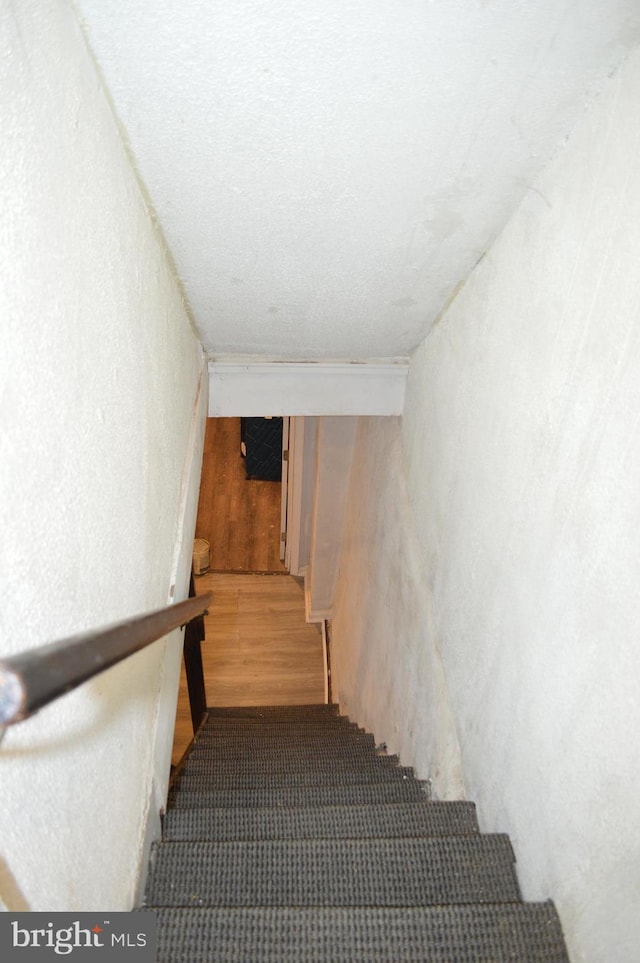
[[183, 753, 405, 773], [145, 835, 520, 907], [162, 799, 479, 841], [198, 726, 366, 742], [175, 763, 416, 789], [145, 704, 569, 961], [206, 704, 341, 718], [151, 904, 569, 963], [168, 778, 431, 809]]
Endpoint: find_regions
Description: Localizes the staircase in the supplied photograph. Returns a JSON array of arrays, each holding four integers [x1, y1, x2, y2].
[[143, 704, 569, 961]]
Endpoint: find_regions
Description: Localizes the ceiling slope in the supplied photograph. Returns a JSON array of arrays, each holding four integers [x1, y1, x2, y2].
[[75, 0, 640, 360]]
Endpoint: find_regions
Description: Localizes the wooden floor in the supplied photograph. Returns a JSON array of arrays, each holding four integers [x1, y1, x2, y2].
[[199, 573, 323, 707], [171, 419, 325, 765], [172, 574, 324, 764], [195, 417, 286, 572]]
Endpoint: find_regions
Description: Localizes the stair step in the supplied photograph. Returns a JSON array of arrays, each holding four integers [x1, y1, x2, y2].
[[168, 779, 431, 810], [201, 720, 361, 735], [191, 733, 380, 754], [207, 704, 340, 718], [191, 738, 378, 755], [147, 902, 569, 962], [174, 764, 415, 791], [195, 727, 373, 745], [150, 703, 569, 959], [185, 749, 402, 772], [144, 835, 520, 908], [162, 800, 479, 841]]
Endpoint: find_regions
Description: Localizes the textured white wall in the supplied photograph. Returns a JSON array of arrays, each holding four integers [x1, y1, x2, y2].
[[307, 418, 357, 619], [402, 47, 640, 963], [0, 1, 203, 910], [331, 418, 465, 800], [75, 0, 640, 359]]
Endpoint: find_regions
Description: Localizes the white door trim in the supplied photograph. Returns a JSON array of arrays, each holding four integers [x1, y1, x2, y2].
[[279, 416, 289, 562]]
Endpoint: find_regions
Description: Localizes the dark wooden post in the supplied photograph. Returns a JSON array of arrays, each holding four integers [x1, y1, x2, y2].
[[184, 573, 208, 732]]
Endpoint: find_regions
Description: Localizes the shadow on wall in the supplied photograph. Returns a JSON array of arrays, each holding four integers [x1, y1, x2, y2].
[[0, 854, 30, 912]]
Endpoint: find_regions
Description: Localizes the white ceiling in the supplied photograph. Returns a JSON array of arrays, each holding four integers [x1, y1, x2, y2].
[[75, 0, 640, 360]]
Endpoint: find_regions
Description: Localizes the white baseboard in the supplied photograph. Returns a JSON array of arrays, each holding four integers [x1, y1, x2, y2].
[[304, 570, 333, 623]]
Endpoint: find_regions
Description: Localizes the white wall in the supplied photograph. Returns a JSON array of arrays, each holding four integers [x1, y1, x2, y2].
[[0, 0, 204, 911], [307, 418, 358, 621], [331, 417, 465, 800], [284, 416, 317, 576], [402, 47, 640, 963]]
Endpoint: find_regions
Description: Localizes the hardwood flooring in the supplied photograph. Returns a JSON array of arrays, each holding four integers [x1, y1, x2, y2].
[[171, 419, 325, 765], [198, 573, 324, 708], [195, 417, 286, 573], [171, 574, 325, 764]]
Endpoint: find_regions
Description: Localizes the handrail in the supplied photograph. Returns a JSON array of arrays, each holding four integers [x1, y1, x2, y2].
[[0, 592, 213, 729]]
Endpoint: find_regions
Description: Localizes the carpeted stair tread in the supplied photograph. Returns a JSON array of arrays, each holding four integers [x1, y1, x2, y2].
[[202, 716, 364, 734], [191, 732, 376, 756], [148, 704, 569, 958], [190, 735, 385, 756], [148, 902, 569, 962], [199, 720, 369, 734], [190, 738, 378, 755], [203, 713, 356, 723], [168, 779, 431, 809], [194, 726, 375, 749], [174, 763, 415, 790], [204, 712, 351, 728], [162, 800, 479, 841], [144, 835, 520, 907], [207, 704, 341, 718], [184, 749, 403, 772]]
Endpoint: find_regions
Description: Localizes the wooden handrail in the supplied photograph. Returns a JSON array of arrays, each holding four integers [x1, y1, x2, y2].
[[0, 592, 213, 728]]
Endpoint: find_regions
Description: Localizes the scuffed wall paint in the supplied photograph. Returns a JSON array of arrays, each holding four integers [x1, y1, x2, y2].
[[0, 1, 203, 910], [403, 46, 640, 963], [331, 418, 464, 800]]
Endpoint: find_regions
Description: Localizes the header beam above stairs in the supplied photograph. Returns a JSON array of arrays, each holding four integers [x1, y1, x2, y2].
[[208, 358, 409, 416]]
